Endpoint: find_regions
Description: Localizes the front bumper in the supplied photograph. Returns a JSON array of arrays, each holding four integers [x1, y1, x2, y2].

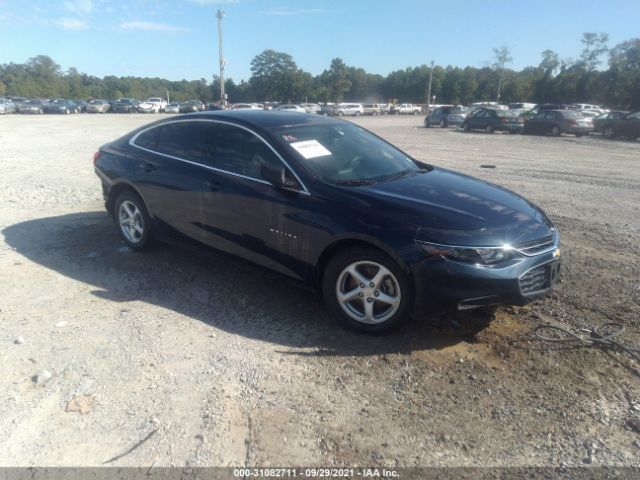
[[411, 244, 561, 315]]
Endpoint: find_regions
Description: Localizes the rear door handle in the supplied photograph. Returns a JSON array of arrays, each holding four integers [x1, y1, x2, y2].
[[144, 162, 157, 173]]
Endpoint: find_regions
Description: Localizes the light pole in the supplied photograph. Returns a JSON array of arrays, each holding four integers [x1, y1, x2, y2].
[[426, 60, 434, 112], [217, 9, 225, 107]]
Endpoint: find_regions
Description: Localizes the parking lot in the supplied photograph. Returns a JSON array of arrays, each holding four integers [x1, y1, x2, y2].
[[0, 114, 639, 468]]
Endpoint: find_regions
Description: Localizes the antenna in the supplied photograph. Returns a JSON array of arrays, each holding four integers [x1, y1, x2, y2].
[[217, 9, 225, 107]]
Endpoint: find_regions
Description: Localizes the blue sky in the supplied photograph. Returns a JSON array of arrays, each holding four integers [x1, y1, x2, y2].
[[1, 0, 639, 81]]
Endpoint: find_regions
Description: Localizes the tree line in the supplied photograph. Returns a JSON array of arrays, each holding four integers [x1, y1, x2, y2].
[[1, 33, 638, 109]]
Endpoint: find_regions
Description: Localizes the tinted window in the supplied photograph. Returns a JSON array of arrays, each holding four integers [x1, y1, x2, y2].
[[135, 128, 159, 151], [156, 121, 282, 180], [627, 112, 640, 120]]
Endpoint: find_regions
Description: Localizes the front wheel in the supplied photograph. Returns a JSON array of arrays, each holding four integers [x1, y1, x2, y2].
[[551, 125, 561, 136], [485, 124, 494, 134], [462, 122, 470, 132], [115, 191, 153, 251], [322, 248, 412, 333]]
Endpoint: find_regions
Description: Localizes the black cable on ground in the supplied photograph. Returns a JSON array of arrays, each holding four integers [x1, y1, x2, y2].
[[533, 321, 640, 364]]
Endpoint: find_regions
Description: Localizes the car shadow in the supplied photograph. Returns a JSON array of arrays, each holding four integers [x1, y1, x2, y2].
[[2, 212, 493, 357]]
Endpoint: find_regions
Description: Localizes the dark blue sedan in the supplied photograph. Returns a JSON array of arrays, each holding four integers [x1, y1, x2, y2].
[[94, 111, 561, 333]]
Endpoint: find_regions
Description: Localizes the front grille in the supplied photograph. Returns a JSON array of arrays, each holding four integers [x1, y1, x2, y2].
[[519, 265, 548, 294], [515, 234, 555, 256]]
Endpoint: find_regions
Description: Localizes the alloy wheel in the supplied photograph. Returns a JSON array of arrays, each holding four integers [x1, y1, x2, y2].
[[335, 261, 402, 324], [118, 200, 145, 244]]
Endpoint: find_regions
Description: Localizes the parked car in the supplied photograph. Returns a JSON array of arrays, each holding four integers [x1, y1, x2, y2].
[[593, 111, 627, 133], [112, 98, 140, 113], [86, 99, 111, 113], [571, 103, 605, 115], [42, 99, 79, 114], [391, 103, 421, 115], [300, 103, 321, 114], [146, 97, 167, 112], [362, 104, 381, 116], [137, 100, 160, 114], [605, 111, 640, 140], [180, 100, 205, 113], [378, 104, 391, 115], [275, 104, 307, 113], [232, 103, 261, 110], [94, 111, 561, 333], [462, 108, 524, 133], [425, 106, 468, 127], [73, 100, 88, 113], [17, 99, 44, 114], [165, 102, 181, 114], [523, 109, 593, 137], [508, 103, 536, 110], [333, 103, 364, 116], [0, 98, 16, 114]]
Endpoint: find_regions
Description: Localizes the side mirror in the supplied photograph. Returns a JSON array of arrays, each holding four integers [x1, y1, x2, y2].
[[261, 163, 299, 191]]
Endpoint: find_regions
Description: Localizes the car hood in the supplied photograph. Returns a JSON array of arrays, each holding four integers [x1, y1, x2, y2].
[[354, 167, 554, 246]]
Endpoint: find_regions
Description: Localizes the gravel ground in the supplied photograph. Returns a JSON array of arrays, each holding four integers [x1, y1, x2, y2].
[[0, 114, 639, 469]]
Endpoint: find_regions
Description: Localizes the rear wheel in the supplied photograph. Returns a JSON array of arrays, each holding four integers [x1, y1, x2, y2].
[[322, 248, 412, 333], [115, 191, 153, 251], [462, 122, 470, 132], [551, 125, 561, 136], [603, 127, 615, 139]]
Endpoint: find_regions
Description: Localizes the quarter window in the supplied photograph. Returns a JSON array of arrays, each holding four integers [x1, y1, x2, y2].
[[134, 128, 159, 151]]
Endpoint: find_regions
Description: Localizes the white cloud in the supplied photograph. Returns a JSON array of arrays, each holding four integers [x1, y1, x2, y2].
[[57, 17, 89, 29], [63, 0, 94, 16], [261, 8, 326, 16], [119, 20, 190, 33]]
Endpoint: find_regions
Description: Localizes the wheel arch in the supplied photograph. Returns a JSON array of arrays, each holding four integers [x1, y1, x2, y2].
[[313, 235, 412, 288], [106, 180, 151, 219]]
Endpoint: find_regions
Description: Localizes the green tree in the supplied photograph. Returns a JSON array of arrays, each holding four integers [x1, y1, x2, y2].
[[321, 58, 352, 103], [249, 49, 299, 102]]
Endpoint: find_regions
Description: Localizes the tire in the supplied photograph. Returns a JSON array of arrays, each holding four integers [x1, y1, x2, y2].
[[354, 111, 360, 117], [338, 111, 344, 117], [551, 125, 561, 137], [322, 247, 412, 333], [114, 191, 153, 251], [603, 127, 615, 139], [485, 124, 494, 134], [65, 109, 69, 115], [413, 110, 418, 116], [462, 122, 470, 132], [440, 120, 445, 128]]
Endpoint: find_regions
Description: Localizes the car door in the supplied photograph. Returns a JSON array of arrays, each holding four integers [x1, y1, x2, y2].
[[618, 112, 640, 138], [132, 121, 211, 242], [467, 109, 484, 129], [194, 121, 311, 280]]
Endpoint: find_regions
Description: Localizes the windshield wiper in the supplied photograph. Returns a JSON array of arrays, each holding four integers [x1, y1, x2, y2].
[[333, 179, 376, 186], [383, 169, 423, 182]]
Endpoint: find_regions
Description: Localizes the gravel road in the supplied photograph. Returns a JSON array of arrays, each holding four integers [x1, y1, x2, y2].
[[0, 114, 639, 468]]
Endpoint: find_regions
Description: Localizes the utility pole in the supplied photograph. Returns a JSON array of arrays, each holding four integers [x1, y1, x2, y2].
[[426, 60, 434, 112], [217, 9, 225, 107]]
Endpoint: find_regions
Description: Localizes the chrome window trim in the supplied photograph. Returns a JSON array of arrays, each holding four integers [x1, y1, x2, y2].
[[128, 118, 311, 195]]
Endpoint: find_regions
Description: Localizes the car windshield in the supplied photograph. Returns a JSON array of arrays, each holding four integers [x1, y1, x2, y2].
[[272, 122, 423, 184], [561, 111, 582, 118]]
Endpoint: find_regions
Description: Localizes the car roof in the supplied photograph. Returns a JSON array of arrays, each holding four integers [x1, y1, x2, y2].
[[158, 110, 340, 130]]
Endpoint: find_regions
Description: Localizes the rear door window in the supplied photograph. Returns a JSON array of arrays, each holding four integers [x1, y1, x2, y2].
[[134, 128, 159, 151]]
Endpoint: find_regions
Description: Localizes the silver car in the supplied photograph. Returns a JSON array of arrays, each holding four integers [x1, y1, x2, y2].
[[425, 106, 468, 127], [86, 99, 110, 113], [165, 102, 181, 114], [0, 98, 16, 114]]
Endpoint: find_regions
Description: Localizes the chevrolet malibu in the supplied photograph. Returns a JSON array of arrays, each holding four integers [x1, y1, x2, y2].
[[94, 111, 561, 333]]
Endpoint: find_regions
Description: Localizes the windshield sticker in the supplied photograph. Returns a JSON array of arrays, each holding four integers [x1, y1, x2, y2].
[[289, 140, 332, 159], [282, 134, 297, 142]]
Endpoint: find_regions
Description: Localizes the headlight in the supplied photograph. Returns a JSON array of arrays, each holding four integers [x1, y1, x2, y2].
[[418, 242, 516, 266]]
